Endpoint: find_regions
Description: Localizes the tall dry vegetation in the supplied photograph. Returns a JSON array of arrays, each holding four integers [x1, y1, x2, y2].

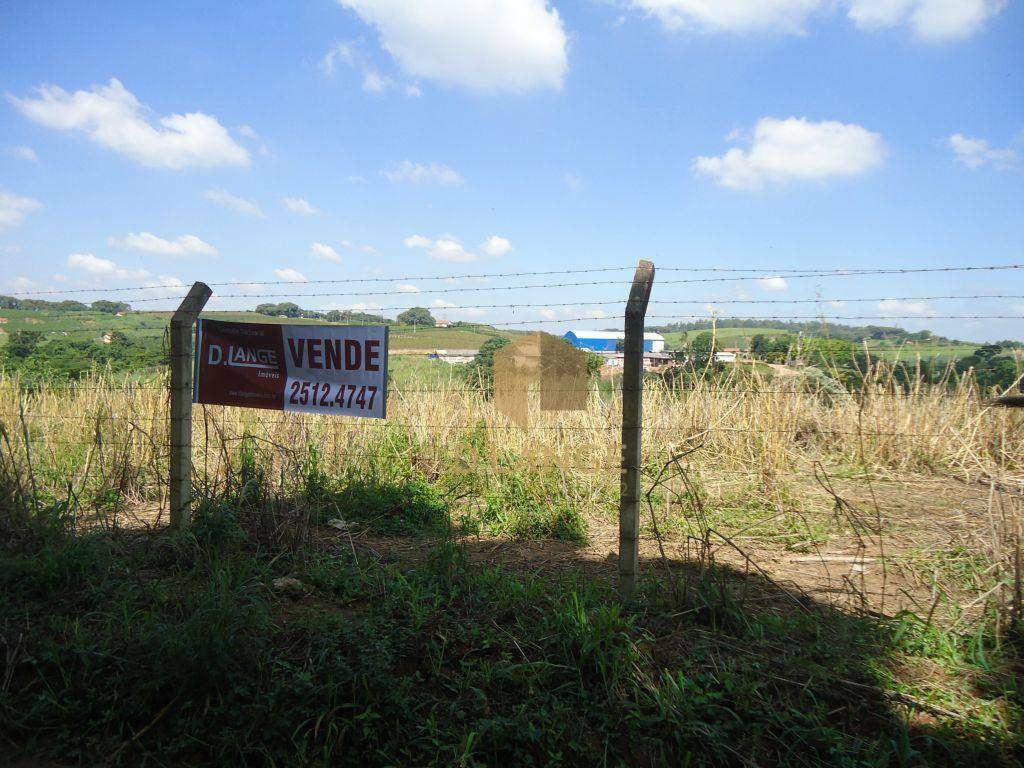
[[0, 362, 1020, 520]]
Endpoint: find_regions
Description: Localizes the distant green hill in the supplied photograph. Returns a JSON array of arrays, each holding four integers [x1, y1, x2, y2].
[[651, 319, 999, 362], [0, 308, 516, 352]]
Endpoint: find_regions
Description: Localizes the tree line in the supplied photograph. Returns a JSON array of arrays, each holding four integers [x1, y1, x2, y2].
[[0, 296, 131, 314]]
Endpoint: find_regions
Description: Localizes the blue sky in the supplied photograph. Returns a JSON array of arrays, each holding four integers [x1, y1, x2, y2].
[[1, 0, 1022, 341]]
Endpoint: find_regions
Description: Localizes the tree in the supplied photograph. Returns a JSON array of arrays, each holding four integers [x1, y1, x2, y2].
[[3, 330, 43, 360], [750, 334, 771, 360], [689, 331, 717, 368], [464, 336, 510, 393], [255, 302, 302, 318], [91, 300, 131, 314], [397, 307, 435, 327]]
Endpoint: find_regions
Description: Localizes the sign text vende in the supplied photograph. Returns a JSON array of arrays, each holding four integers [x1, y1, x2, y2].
[[193, 319, 388, 418]]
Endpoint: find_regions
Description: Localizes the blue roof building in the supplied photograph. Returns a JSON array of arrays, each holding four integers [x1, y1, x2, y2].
[[563, 330, 665, 353]]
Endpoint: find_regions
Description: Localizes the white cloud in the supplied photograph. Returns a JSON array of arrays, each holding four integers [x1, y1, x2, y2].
[[135, 275, 187, 300], [395, 283, 421, 293], [405, 84, 422, 98], [67, 253, 149, 279], [429, 238, 475, 262], [539, 308, 558, 319], [204, 188, 264, 217], [0, 189, 42, 229], [108, 232, 217, 257], [876, 298, 936, 316], [404, 233, 477, 262], [321, 41, 411, 95], [234, 124, 269, 156], [948, 133, 1017, 170], [694, 117, 885, 191], [347, 174, 368, 184], [282, 196, 320, 215], [362, 70, 391, 92], [758, 276, 789, 291], [848, 0, 1006, 42], [321, 42, 356, 77], [311, 242, 343, 262], [432, 298, 457, 308], [337, 0, 568, 92], [479, 235, 512, 258], [9, 276, 35, 290], [9, 79, 249, 169], [381, 160, 463, 184], [584, 309, 609, 319], [404, 234, 432, 248], [273, 268, 308, 282], [358, 244, 376, 254], [631, 0, 1004, 39], [630, 0, 822, 34], [9, 146, 38, 162]]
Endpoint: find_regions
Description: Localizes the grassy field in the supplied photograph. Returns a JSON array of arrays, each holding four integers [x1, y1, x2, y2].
[[0, 307, 172, 340], [0, 308, 517, 352], [662, 326, 792, 350], [864, 341, 980, 362], [2, 307, 989, 367], [1, 359, 1022, 765], [0, 312, 1019, 765]]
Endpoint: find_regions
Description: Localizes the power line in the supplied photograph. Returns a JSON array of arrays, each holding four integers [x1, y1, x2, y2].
[[9, 263, 1024, 300], [7, 267, 635, 296], [290, 294, 1024, 314], [647, 314, 1023, 321]]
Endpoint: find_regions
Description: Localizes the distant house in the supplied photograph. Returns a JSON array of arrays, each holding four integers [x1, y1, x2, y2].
[[563, 330, 665, 354], [601, 352, 673, 372], [0, 317, 8, 324], [429, 349, 478, 364], [715, 347, 747, 364], [435, 318, 452, 328], [115, 311, 127, 317]]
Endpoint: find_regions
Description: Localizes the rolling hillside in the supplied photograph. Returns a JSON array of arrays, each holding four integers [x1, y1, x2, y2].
[[0, 309, 516, 352]]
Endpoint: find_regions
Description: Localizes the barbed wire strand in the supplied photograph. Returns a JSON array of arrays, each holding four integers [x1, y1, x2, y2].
[[9, 262, 1024, 298]]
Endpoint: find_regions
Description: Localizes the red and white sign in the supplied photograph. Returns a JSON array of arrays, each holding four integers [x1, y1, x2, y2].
[[193, 319, 388, 418]]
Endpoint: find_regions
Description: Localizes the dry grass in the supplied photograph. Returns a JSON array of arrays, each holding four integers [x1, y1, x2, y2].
[[1, 363, 1021, 624]]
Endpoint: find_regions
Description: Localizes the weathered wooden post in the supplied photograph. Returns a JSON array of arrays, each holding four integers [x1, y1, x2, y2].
[[619, 260, 655, 601], [169, 282, 212, 529]]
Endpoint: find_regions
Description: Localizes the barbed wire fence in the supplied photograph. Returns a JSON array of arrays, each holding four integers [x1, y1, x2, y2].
[[1, 260, 1023, 614]]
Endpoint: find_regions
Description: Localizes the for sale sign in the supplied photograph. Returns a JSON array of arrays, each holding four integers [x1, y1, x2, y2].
[[193, 319, 388, 418]]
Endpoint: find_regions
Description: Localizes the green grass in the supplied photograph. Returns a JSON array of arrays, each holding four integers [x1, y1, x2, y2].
[[0, 308, 171, 342], [1, 503, 1019, 767], [863, 342, 978, 363], [0, 308, 981, 364], [660, 326, 980, 363], [0, 308, 517, 354], [386, 324, 516, 350], [662, 327, 793, 351]]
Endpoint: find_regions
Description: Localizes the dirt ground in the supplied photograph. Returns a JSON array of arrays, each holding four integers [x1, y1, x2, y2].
[[109, 472, 1021, 623]]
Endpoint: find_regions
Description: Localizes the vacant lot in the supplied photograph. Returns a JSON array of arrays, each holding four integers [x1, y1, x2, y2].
[[1, 370, 1021, 765]]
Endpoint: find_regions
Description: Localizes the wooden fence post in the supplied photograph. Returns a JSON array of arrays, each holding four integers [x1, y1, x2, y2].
[[169, 282, 212, 529], [619, 260, 655, 601]]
